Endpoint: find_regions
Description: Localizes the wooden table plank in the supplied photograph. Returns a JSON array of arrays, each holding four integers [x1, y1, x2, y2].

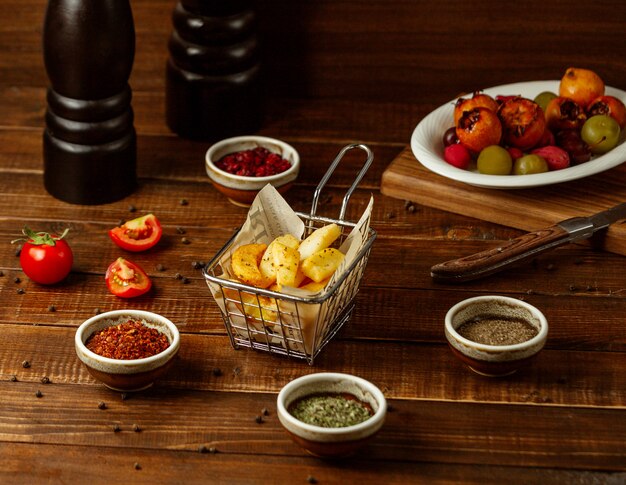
[[4, 442, 621, 485], [1, 382, 624, 471]]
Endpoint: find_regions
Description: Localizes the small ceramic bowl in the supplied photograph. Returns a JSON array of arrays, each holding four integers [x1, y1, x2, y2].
[[205, 135, 300, 207], [75, 309, 180, 391], [277, 372, 387, 458], [445, 295, 548, 377]]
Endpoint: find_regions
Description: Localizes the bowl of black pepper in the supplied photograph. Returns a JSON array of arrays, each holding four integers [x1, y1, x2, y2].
[[205, 135, 300, 207], [445, 295, 548, 377], [276, 372, 387, 458], [75, 309, 180, 391]]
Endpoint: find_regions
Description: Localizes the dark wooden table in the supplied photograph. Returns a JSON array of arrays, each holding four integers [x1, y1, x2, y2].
[[2, 1, 625, 483]]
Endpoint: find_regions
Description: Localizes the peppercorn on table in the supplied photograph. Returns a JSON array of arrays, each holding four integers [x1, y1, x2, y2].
[[1, 1, 626, 483]]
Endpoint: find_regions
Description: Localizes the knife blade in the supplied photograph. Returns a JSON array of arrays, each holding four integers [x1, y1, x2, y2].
[[430, 203, 626, 283]]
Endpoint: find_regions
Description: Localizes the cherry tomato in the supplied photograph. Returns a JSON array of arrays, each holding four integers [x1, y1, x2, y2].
[[105, 257, 152, 298], [497, 97, 546, 150], [14, 227, 73, 284], [109, 213, 162, 252]]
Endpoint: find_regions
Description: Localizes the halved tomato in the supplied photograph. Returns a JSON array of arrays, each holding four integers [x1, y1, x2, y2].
[[105, 257, 152, 298], [109, 214, 162, 252]]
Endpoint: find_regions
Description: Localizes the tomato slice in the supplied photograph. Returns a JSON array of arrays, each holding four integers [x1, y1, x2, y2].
[[109, 214, 162, 252], [105, 257, 152, 298]]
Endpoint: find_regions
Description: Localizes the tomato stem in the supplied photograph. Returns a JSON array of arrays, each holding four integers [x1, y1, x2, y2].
[[11, 226, 70, 246]]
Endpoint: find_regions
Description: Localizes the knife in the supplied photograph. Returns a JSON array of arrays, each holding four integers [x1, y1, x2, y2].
[[430, 203, 626, 283]]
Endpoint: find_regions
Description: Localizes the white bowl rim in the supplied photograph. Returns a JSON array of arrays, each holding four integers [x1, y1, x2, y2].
[[445, 295, 548, 352], [276, 372, 387, 437], [75, 309, 180, 366], [205, 135, 300, 182]]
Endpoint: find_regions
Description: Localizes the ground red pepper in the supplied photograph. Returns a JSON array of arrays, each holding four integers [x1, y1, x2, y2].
[[215, 147, 291, 177], [86, 319, 170, 360]]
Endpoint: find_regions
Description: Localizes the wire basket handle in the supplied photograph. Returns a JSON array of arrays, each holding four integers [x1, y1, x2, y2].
[[310, 143, 373, 221]]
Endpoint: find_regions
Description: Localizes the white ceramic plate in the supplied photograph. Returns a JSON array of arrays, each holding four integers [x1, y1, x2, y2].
[[411, 80, 626, 189]]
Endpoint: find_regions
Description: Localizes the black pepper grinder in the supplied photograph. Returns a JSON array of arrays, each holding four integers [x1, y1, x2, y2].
[[166, 0, 263, 140], [42, 0, 137, 205]]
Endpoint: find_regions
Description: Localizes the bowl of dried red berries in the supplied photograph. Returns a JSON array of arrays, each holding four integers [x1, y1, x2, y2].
[[75, 310, 180, 392], [205, 135, 300, 206]]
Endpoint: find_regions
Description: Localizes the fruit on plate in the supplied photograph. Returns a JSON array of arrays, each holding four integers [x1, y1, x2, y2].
[[559, 67, 605, 109], [476, 145, 512, 175], [587, 95, 626, 129], [455, 107, 502, 154], [555, 129, 592, 165], [443, 143, 472, 169], [13, 227, 73, 285], [545, 96, 587, 131], [109, 213, 162, 252], [453, 92, 499, 126], [512, 154, 549, 175], [581, 115, 621, 154], [105, 257, 152, 298], [497, 97, 547, 150], [530, 146, 570, 171], [534, 91, 557, 111], [440, 68, 622, 176]]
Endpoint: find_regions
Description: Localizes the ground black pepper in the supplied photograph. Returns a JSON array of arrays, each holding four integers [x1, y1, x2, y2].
[[35, 390, 43, 398], [457, 316, 538, 346], [48, 304, 56, 312], [98, 402, 107, 410], [133, 424, 141, 432], [17, 288, 24, 294], [212, 368, 222, 377], [113, 424, 121, 432], [22, 360, 30, 368], [10, 375, 17, 382], [176, 227, 186, 234], [41, 376, 50, 384]]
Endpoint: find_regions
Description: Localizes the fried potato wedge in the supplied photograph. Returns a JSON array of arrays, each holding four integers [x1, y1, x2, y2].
[[298, 223, 341, 261], [301, 247, 344, 283], [273, 242, 303, 288], [223, 283, 278, 322], [298, 277, 330, 293], [259, 234, 301, 281], [231, 243, 273, 288]]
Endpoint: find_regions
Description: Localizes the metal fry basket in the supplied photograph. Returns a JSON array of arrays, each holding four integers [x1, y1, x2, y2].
[[203, 144, 376, 364]]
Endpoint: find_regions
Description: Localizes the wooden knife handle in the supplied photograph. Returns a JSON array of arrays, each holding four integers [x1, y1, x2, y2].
[[431, 225, 570, 283]]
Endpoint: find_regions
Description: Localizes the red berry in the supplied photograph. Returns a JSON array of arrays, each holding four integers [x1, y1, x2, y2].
[[444, 143, 472, 169]]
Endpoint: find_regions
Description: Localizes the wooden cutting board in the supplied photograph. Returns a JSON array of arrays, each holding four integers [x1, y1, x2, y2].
[[381, 146, 626, 256]]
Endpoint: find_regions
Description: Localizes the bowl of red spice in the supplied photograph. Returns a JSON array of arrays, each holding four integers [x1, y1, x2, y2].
[[276, 372, 387, 458], [445, 295, 548, 377], [205, 135, 300, 207], [75, 309, 180, 391]]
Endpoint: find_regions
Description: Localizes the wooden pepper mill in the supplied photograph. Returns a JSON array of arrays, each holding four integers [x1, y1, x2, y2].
[[42, 0, 137, 205], [166, 0, 263, 140]]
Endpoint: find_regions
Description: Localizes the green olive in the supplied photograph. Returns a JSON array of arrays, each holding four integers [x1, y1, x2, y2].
[[533, 91, 557, 112], [513, 154, 548, 175], [477, 145, 512, 175]]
